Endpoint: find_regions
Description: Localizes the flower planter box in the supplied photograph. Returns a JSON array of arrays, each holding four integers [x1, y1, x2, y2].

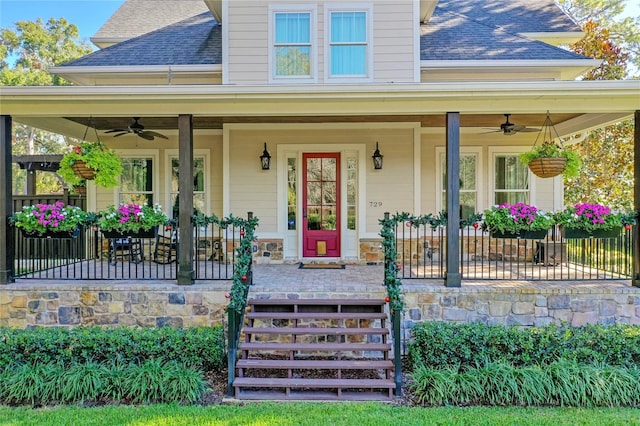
[[21, 228, 79, 239], [101, 227, 158, 239], [563, 226, 622, 239], [490, 229, 548, 240]]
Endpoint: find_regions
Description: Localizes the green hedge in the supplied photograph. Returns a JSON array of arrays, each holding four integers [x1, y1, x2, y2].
[[0, 326, 225, 371], [408, 322, 640, 369]]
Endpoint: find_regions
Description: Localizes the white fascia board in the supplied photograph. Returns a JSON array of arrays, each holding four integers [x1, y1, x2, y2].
[[421, 59, 601, 68], [203, 0, 222, 23], [519, 32, 585, 46], [89, 37, 129, 49]]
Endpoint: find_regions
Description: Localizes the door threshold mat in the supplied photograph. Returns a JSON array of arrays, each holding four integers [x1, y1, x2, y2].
[[299, 263, 346, 270]]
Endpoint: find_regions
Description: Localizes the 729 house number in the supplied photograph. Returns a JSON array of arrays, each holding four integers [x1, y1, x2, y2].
[[369, 201, 383, 208]]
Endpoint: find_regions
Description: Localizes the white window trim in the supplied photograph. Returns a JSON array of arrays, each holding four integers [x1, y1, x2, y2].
[[435, 146, 483, 214], [114, 149, 159, 207], [488, 146, 537, 207], [165, 149, 210, 216], [268, 4, 318, 84], [324, 2, 374, 83]]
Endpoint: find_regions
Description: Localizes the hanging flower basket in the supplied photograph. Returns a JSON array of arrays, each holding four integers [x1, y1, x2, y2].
[[70, 160, 97, 180], [527, 157, 567, 178]]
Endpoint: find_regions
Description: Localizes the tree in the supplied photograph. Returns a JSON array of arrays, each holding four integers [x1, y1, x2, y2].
[[1, 18, 93, 194], [556, 2, 637, 209]]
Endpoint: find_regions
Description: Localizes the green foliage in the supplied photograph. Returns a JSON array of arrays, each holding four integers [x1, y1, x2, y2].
[[410, 360, 640, 407], [553, 202, 637, 232], [482, 203, 554, 234], [0, 326, 225, 371], [0, 360, 208, 406], [408, 322, 640, 370], [58, 141, 123, 188], [9, 201, 86, 235], [519, 142, 582, 178], [95, 203, 168, 233]]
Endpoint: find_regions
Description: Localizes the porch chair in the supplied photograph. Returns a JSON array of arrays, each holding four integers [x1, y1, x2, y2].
[[154, 227, 178, 264], [108, 237, 144, 265]]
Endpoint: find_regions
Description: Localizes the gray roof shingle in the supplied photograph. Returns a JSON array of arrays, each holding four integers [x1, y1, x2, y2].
[[63, 12, 221, 67], [420, 0, 589, 61], [92, 0, 208, 42]]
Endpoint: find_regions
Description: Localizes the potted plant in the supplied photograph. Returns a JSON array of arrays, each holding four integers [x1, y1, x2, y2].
[[554, 203, 636, 239], [58, 141, 123, 189], [483, 202, 553, 239], [10, 201, 86, 238], [519, 141, 581, 178], [96, 203, 168, 238]]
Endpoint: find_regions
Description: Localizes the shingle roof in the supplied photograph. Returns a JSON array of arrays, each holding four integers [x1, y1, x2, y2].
[[420, 0, 589, 61], [92, 0, 208, 42], [63, 12, 221, 67]]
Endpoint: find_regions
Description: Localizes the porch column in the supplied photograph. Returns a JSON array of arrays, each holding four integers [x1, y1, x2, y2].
[[633, 110, 640, 288], [445, 112, 461, 287], [177, 114, 195, 285], [0, 115, 14, 284]]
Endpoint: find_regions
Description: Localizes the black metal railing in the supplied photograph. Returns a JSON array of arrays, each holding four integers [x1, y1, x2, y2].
[[393, 224, 635, 281]]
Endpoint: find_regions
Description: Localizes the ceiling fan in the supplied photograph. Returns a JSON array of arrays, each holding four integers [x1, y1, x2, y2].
[[483, 114, 539, 136], [104, 117, 168, 140]]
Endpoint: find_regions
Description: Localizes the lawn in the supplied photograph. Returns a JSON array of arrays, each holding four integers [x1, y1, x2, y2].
[[1, 403, 638, 426]]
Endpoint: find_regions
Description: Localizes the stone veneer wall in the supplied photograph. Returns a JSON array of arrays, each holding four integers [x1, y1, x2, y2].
[[2, 283, 638, 338], [0, 283, 229, 328]]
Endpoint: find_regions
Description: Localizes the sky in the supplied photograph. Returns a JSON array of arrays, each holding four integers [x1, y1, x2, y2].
[[0, 0, 638, 46]]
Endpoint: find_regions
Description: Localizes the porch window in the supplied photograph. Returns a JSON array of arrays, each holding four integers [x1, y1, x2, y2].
[[272, 10, 313, 79], [494, 154, 529, 205], [287, 157, 297, 230], [440, 154, 477, 221], [119, 158, 153, 205], [327, 8, 371, 80], [170, 157, 205, 216]]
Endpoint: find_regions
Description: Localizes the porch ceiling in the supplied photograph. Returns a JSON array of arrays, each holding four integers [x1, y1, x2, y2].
[[65, 113, 583, 131]]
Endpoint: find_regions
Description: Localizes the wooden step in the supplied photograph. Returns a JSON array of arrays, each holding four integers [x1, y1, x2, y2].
[[234, 377, 395, 389], [238, 342, 391, 352], [237, 359, 393, 369], [235, 389, 393, 401], [246, 312, 387, 320], [243, 327, 388, 335]]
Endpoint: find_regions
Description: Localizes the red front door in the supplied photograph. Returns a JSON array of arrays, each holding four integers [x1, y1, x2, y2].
[[302, 153, 340, 257]]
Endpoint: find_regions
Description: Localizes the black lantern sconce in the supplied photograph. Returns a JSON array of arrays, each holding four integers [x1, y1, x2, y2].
[[260, 142, 272, 170], [372, 141, 383, 170]]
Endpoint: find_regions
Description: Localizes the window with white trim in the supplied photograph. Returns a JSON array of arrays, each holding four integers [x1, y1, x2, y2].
[[170, 157, 205, 217], [439, 153, 478, 221], [326, 4, 372, 81], [119, 158, 153, 205], [493, 154, 529, 205], [271, 7, 314, 80]]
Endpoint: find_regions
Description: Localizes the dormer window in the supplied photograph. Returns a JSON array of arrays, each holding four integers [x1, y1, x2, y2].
[[325, 4, 373, 82], [270, 5, 316, 82]]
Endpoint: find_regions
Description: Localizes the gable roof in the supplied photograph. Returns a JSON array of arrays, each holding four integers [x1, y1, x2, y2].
[[420, 11, 589, 61], [63, 12, 220, 67], [91, 0, 209, 48]]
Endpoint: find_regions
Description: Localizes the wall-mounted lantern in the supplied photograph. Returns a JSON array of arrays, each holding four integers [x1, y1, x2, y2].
[[372, 142, 383, 170], [260, 142, 271, 170]]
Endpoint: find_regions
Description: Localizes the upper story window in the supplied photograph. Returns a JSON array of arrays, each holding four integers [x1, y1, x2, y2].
[[326, 4, 372, 82], [270, 6, 315, 82]]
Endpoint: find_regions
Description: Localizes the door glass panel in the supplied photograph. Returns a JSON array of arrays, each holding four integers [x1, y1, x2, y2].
[[322, 182, 336, 204], [307, 182, 321, 205], [306, 156, 338, 231], [321, 158, 336, 180]]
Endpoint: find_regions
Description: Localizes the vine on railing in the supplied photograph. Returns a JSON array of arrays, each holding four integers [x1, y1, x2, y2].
[[380, 211, 484, 312]]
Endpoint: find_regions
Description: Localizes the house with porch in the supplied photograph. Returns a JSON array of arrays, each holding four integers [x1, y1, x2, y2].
[[1, 0, 639, 400]]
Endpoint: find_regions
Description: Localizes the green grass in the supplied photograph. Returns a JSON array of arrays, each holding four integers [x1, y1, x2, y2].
[[0, 403, 639, 426]]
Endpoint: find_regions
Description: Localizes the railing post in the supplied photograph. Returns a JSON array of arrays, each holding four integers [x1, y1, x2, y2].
[[393, 311, 402, 396], [227, 309, 237, 397]]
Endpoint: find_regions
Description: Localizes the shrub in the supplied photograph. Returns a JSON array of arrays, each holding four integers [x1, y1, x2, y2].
[[408, 322, 640, 370], [0, 326, 225, 371]]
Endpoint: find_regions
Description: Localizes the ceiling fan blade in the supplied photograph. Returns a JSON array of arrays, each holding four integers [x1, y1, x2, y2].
[[137, 132, 155, 141], [143, 131, 168, 139], [112, 132, 129, 137], [517, 127, 540, 133], [104, 128, 129, 134], [480, 129, 501, 134]]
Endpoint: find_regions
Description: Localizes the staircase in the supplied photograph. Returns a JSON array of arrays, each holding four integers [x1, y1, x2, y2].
[[232, 298, 396, 401]]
